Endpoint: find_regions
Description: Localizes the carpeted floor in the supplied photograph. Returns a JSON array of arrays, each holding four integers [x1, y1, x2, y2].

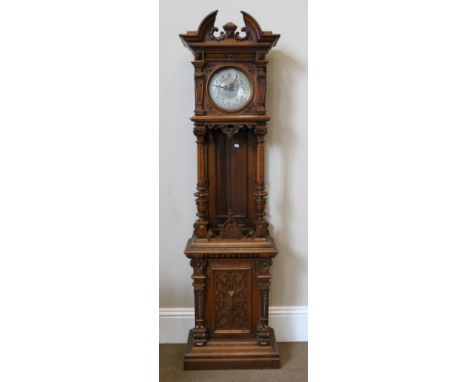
[[159, 342, 307, 382]]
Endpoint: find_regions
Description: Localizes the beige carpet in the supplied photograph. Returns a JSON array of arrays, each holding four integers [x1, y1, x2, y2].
[[159, 342, 308, 382]]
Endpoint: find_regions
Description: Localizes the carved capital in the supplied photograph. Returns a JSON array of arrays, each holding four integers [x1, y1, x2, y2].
[[254, 125, 267, 137], [256, 259, 272, 287], [180, 11, 280, 50], [190, 259, 207, 279], [193, 123, 207, 137], [260, 259, 272, 274], [192, 60, 206, 77]]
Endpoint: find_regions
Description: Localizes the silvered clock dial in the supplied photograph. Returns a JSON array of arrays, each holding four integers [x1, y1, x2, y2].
[[208, 67, 252, 111]]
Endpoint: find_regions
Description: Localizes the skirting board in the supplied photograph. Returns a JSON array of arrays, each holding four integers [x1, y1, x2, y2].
[[159, 306, 308, 343]]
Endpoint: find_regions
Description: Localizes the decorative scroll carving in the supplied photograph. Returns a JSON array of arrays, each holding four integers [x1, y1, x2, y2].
[[235, 27, 250, 41], [180, 10, 280, 47], [190, 260, 208, 346], [208, 22, 250, 41], [256, 259, 273, 345], [214, 270, 249, 330], [207, 226, 255, 241], [219, 209, 242, 239], [193, 124, 208, 238], [220, 124, 241, 138], [207, 27, 225, 41], [205, 123, 255, 135]]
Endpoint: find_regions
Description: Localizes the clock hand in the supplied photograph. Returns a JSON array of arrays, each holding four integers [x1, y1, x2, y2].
[[226, 75, 238, 90], [225, 76, 237, 86], [213, 84, 234, 90]]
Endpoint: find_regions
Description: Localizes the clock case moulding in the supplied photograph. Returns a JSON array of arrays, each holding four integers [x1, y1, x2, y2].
[[179, 10, 281, 370]]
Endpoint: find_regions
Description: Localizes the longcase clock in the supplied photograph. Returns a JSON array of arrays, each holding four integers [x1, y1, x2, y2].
[[180, 10, 280, 370]]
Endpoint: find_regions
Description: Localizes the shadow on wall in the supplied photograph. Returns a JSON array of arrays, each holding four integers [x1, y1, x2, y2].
[[265, 49, 308, 306]]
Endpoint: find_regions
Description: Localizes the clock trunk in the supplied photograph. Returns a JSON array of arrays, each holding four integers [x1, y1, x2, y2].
[[208, 128, 256, 229]]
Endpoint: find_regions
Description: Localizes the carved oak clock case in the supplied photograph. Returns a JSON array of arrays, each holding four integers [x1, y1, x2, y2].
[[180, 11, 280, 370]]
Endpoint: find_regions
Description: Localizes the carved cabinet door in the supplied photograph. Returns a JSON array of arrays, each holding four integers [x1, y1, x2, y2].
[[205, 260, 257, 338]]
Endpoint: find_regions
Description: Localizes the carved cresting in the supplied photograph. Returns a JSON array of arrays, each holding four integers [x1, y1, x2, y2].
[[190, 259, 208, 346], [256, 259, 273, 345], [181, 10, 278, 45], [193, 123, 208, 238]]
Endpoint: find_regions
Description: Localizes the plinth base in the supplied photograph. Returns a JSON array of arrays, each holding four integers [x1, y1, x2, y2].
[[183, 330, 281, 370]]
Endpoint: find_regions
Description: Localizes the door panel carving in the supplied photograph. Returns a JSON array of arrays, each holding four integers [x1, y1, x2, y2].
[[213, 269, 251, 332]]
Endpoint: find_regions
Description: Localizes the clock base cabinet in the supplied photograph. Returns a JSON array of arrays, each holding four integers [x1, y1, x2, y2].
[[183, 238, 280, 370]]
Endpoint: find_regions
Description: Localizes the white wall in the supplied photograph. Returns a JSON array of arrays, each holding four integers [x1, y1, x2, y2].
[[159, 1, 308, 312]]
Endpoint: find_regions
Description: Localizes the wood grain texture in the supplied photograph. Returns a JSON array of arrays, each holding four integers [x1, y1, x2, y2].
[[161, 342, 307, 379], [184, 331, 280, 370], [181, 11, 281, 369]]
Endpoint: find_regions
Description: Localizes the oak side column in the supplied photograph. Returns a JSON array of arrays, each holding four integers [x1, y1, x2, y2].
[[192, 58, 205, 116], [193, 123, 208, 238], [256, 259, 273, 345], [255, 54, 267, 114], [254, 125, 268, 238], [190, 259, 208, 346]]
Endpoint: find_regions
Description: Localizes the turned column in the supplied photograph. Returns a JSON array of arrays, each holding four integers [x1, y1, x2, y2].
[[254, 124, 268, 237], [190, 259, 207, 346], [193, 123, 208, 238], [256, 259, 273, 345]]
